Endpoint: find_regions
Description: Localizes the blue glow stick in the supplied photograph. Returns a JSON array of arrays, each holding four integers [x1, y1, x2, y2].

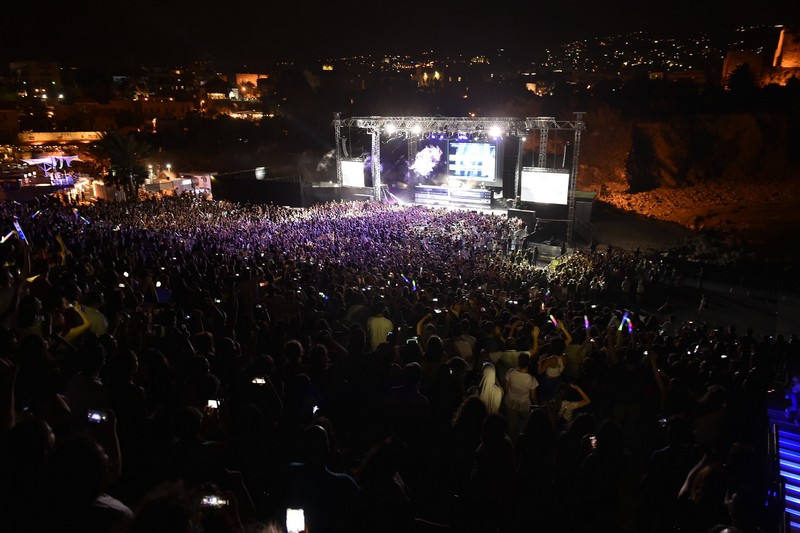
[[618, 312, 629, 331]]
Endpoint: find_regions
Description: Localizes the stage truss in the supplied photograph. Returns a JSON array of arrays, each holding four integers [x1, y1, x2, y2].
[[332, 113, 585, 241]]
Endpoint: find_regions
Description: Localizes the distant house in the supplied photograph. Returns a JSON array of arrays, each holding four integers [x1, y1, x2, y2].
[[201, 76, 232, 101]]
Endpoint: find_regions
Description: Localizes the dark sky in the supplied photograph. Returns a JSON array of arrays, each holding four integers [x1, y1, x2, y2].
[[2, 0, 799, 69]]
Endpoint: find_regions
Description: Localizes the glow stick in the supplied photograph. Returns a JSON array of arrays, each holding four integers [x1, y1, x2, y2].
[[627, 318, 633, 333], [618, 312, 629, 331], [584, 315, 590, 330], [549, 314, 558, 327], [0, 231, 13, 243], [412, 280, 417, 291]]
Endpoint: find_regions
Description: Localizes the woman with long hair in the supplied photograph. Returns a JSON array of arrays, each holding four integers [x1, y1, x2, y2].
[[479, 363, 503, 414]]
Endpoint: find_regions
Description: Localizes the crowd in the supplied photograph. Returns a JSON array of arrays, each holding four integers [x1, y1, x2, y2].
[[0, 193, 793, 533]]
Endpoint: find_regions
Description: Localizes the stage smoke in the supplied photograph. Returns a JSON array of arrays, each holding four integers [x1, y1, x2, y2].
[[409, 145, 443, 178], [316, 150, 335, 171]]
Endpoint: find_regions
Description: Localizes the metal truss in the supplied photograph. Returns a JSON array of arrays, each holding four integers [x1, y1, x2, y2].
[[332, 112, 586, 242]]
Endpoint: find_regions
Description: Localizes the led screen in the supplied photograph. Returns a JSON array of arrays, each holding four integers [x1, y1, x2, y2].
[[341, 160, 366, 187], [447, 142, 496, 181], [520, 169, 569, 205]]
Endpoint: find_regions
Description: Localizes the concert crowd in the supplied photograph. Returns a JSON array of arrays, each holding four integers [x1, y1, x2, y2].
[[0, 194, 791, 533]]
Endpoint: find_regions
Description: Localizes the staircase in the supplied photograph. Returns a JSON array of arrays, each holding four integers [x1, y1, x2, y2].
[[770, 407, 800, 532]]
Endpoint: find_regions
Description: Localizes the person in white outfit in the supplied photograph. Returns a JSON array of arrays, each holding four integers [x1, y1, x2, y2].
[[504, 352, 539, 441]]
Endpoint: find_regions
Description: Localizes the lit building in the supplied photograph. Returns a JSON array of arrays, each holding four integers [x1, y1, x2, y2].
[[9, 61, 62, 94]]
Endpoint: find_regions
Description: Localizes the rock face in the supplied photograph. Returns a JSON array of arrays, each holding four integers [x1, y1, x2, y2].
[[577, 106, 800, 253]]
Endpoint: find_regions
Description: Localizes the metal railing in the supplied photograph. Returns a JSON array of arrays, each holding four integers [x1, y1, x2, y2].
[[768, 423, 790, 533]]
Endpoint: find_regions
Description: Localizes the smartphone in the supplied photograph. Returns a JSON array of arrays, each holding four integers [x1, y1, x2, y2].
[[658, 417, 668, 429], [214, 298, 221, 304], [207, 399, 220, 410], [589, 435, 597, 449], [156, 281, 162, 288], [12, 219, 27, 243], [87, 409, 107, 423], [118, 283, 125, 288], [201, 495, 228, 508], [252, 377, 266, 385], [286, 508, 305, 533]]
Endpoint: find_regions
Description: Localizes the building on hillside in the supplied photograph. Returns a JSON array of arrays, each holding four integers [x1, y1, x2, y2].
[[9, 61, 62, 95], [723, 25, 800, 87], [54, 101, 118, 131]]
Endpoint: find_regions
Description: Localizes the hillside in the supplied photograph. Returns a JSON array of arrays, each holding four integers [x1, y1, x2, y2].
[[577, 105, 800, 260]]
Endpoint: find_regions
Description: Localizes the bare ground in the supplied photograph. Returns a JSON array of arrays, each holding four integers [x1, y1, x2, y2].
[[584, 178, 800, 263]]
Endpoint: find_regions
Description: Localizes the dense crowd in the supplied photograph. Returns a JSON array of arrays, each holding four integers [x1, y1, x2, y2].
[[0, 194, 792, 533]]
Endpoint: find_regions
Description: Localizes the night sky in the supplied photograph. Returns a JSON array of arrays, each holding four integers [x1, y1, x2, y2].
[[2, 0, 799, 68]]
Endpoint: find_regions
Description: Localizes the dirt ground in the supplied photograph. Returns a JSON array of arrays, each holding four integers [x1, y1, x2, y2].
[[585, 179, 800, 263]]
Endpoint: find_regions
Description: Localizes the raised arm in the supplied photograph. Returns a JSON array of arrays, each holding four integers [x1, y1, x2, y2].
[[569, 383, 591, 410], [559, 322, 573, 345]]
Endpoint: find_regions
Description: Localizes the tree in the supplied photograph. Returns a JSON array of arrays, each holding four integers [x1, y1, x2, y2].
[[725, 64, 759, 109], [90, 131, 152, 201]]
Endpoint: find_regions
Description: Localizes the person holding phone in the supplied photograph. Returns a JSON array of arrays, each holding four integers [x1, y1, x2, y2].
[[286, 425, 363, 533]]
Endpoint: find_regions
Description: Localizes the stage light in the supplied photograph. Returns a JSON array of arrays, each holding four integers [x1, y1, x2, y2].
[[386, 124, 396, 135], [411, 125, 421, 135], [489, 126, 502, 138]]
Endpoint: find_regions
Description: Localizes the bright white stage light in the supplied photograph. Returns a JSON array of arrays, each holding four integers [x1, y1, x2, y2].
[[386, 124, 396, 135], [489, 126, 502, 138], [411, 125, 421, 135]]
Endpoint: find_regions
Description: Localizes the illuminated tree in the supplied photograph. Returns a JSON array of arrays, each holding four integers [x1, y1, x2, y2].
[[90, 131, 152, 201]]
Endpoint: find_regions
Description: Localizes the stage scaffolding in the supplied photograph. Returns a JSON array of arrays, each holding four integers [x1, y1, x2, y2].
[[332, 113, 585, 242]]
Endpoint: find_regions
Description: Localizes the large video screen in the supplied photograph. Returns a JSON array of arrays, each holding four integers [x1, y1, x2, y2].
[[447, 142, 496, 181], [520, 169, 569, 205], [341, 160, 366, 187]]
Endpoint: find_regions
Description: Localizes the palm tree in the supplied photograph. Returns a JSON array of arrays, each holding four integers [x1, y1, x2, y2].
[[90, 131, 152, 201]]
